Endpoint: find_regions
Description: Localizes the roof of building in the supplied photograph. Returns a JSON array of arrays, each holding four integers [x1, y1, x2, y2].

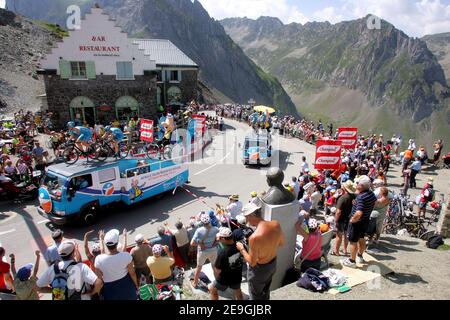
[[133, 39, 198, 68]]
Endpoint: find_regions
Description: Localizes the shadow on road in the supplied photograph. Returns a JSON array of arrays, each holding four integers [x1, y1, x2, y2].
[[385, 272, 428, 285]]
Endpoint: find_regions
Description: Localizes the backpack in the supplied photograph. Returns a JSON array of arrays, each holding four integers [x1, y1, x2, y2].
[[297, 268, 330, 292], [51, 261, 83, 300], [426, 235, 444, 249]]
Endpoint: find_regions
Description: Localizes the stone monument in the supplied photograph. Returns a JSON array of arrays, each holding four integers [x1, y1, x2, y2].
[[261, 167, 299, 290]]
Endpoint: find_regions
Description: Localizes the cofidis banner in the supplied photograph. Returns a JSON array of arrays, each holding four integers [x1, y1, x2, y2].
[[314, 139, 342, 170]]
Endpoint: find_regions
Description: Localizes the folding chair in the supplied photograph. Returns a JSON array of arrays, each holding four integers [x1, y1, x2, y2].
[[320, 230, 334, 270]]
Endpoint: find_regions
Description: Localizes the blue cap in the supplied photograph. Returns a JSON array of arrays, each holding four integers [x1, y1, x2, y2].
[[17, 263, 33, 281]]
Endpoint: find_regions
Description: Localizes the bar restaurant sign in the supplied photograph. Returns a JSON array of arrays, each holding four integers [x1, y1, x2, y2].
[[79, 36, 120, 57]]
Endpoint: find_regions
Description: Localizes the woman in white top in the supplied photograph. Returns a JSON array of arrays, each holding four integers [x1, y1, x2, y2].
[[170, 221, 190, 265], [94, 229, 138, 300]]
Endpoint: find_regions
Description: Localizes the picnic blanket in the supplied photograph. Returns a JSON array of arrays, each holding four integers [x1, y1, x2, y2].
[[327, 253, 394, 295]]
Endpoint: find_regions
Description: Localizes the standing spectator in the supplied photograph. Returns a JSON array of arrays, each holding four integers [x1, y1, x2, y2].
[[44, 229, 64, 266], [401, 169, 411, 197], [332, 181, 356, 256], [0, 246, 14, 294], [402, 148, 413, 171], [249, 191, 259, 205], [209, 227, 243, 300], [32, 141, 46, 170], [237, 203, 285, 300], [225, 195, 243, 222], [9, 251, 40, 300], [130, 234, 153, 284], [310, 185, 322, 215], [146, 245, 175, 284], [410, 157, 422, 188], [290, 177, 300, 200], [341, 176, 377, 268], [190, 213, 219, 289], [170, 221, 190, 265], [83, 230, 102, 271], [37, 240, 102, 300], [94, 229, 138, 300], [433, 139, 443, 165], [295, 219, 323, 272], [418, 178, 435, 221], [149, 226, 173, 255], [299, 156, 309, 176], [372, 187, 390, 243]]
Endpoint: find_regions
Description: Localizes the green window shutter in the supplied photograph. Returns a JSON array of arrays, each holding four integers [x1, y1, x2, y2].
[[178, 70, 182, 82], [59, 60, 71, 79], [162, 70, 166, 82], [86, 61, 96, 79]]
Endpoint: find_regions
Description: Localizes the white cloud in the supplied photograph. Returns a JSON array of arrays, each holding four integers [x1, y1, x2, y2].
[[339, 0, 450, 37], [198, 0, 309, 24], [312, 6, 344, 24]]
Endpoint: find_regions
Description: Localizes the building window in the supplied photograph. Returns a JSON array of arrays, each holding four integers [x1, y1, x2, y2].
[[156, 71, 163, 82], [167, 86, 182, 104], [116, 62, 134, 80], [170, 70, 180, 82], [70, 61, 87, 79]]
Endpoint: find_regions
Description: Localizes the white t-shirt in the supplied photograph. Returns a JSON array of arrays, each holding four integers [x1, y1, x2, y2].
[[300, 162, 309, 174], [171, 228, 190, 247], [290, 181, 300, 198], [36, 260, 97, 300], [94, 252, 132, 283], [226, 201, 243, 219]]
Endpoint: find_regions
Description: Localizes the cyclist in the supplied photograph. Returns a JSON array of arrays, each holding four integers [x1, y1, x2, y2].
[[67, 121, 93, 152], [103, 126, 124, 156], [158, 114, 175, 147]]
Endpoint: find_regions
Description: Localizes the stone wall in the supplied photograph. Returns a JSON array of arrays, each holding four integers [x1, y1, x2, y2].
[[180, 70, 198, 103], [43, 74, 158, 128]]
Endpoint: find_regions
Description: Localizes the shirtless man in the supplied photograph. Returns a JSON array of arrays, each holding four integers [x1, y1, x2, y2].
[[236, 203, 285, 300]]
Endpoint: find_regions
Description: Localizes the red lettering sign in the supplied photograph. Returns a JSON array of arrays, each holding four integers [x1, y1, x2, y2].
[[337, 128, 358, 149], [192, 114, 206, 135], [140, 119, 154, 142], [315, 139, 342, 170]]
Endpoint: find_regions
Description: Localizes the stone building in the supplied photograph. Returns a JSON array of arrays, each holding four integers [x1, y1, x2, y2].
[[37, 7, 198, 128]]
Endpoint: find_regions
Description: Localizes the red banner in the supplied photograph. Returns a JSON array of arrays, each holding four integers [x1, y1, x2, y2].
[[314, 139, 342, 170], [140, 119, 154, 142], [337, 127, 358, 149]]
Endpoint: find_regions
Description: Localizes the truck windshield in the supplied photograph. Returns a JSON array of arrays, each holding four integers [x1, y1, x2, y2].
[[42, 172, 66, 194]]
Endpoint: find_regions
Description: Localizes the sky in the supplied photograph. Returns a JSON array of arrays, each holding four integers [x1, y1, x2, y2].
[[0, 0, 449, 37], [198, 0, 450, 37]]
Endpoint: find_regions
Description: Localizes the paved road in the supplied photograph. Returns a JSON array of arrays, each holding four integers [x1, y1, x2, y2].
[[0, 112, 448, 279]]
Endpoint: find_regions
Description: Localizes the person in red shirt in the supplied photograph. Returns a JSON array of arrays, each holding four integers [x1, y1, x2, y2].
[[0, 246, 14, 294]]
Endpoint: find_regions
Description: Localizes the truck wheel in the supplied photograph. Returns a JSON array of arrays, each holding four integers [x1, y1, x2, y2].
[[81, 206, 97, 226]]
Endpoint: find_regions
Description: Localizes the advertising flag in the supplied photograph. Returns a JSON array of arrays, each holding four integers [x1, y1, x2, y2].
[[314, 139, 342, 170]]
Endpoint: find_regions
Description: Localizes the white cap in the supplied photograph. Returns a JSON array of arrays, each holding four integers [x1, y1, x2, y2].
[[218, 227, 232, 238], [104, 229, 120, 246], [57, 240, 76, 257], [242, 203, 261, 216], [135, 233, 145, 243], [236, 215, 247, 225]]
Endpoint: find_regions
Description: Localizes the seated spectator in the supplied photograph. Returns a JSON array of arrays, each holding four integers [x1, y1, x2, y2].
[[170, 221, 190, 265], [9, 251, 40, 300], [146, 244, 175, 284], [149, 226, 173, 255], [94, 229, 138, 300], [295, 219, 323, 272], [130, 234, 153, 284]]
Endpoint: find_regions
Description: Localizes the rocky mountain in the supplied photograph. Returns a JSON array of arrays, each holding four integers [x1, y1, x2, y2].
[[423, 32, 450, 84], [5, 0, 297, 116], [0, 8, 64, 115], [221, 16, 450, 144]]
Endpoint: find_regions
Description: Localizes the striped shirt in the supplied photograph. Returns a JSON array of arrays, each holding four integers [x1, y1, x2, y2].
[[350, 190, 377, 221]]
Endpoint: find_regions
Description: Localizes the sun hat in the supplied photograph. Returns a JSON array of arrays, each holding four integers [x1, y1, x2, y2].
[[250, 191, 257, 197], [152, 244, 163, 255], [57, 240, 76, 257], [342, 180, 357, 194], [135, 233, 145, 243], [242, 203, 262, 216], [218, 227, 232, 238], [229, 194, 239, 201]]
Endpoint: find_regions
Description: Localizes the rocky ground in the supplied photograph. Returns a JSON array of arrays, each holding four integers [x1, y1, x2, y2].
[[0, 8, 61, 117]]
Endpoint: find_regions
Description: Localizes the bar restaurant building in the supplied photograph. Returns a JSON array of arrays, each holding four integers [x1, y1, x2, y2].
[[38, 7, 199, 127]]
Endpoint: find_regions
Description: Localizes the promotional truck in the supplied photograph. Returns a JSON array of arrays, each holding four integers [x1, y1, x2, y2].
[[37, 158, 189, 226], [242, 129, 272, 166]]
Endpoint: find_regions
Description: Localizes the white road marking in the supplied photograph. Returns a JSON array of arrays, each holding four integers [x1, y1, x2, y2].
[[37, 219, 50, 225], [0, 229, 16, 236], [194, 144, 235, 176]]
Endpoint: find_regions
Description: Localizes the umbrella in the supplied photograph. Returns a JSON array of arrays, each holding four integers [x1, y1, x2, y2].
[[253, 105, 276, 114]]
